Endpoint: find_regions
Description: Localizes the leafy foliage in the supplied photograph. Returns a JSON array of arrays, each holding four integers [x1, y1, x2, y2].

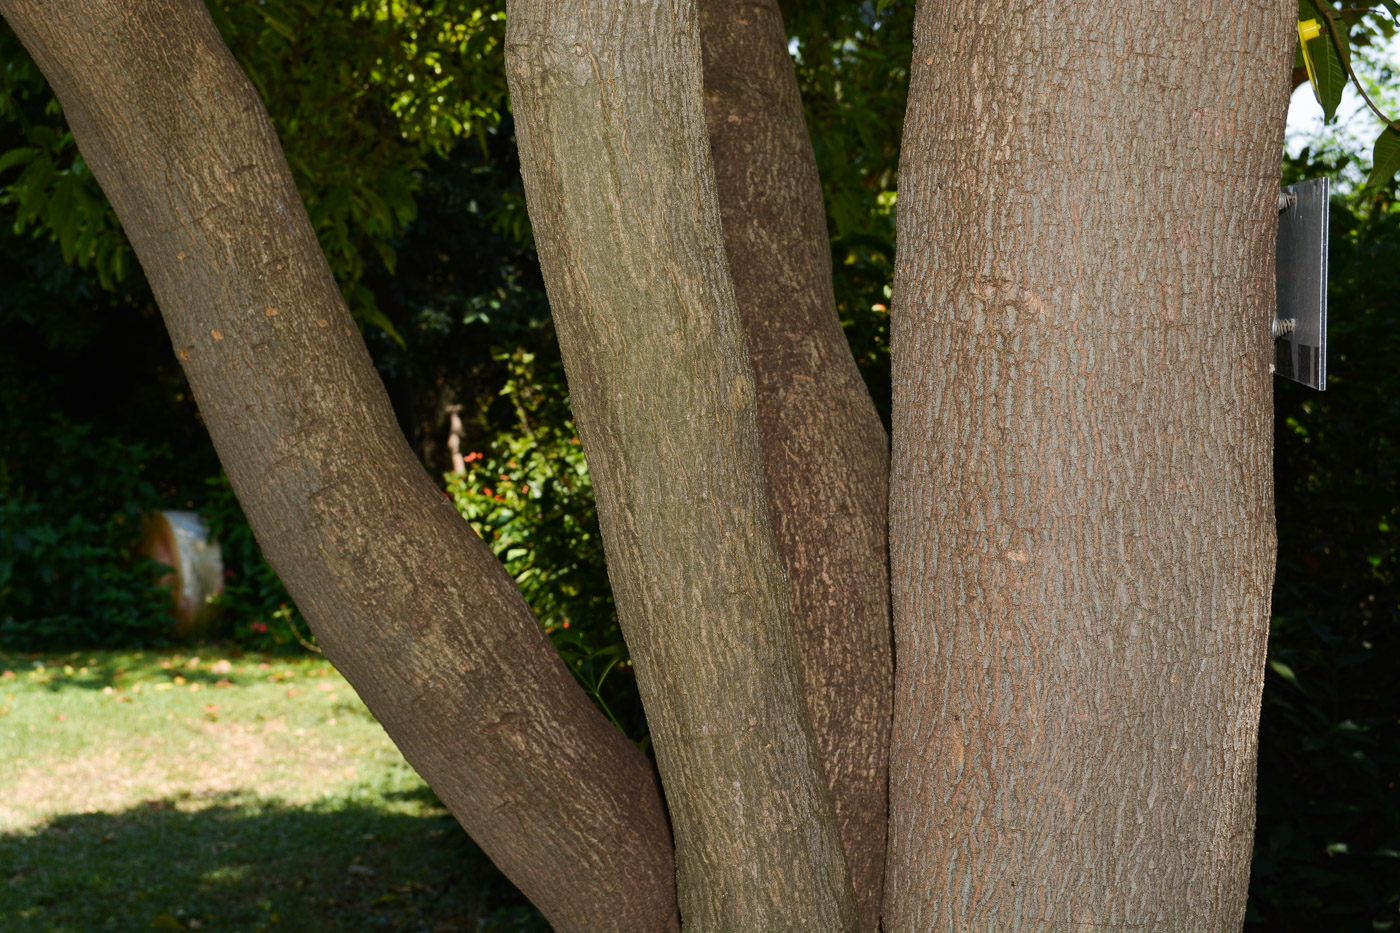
[[0, 0, 512, 339], [207, 0, 512, 341], [0, 27, 128, 288], [1298, 0, 1400, 187], [785, 0, 911, 423], [0, 414, 173, 649], [1246, 154, 1400, 930], [1369, 126, 1400, 188], [444, 350, 645, 745]]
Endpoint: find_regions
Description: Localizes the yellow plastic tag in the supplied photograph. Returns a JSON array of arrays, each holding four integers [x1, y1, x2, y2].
[[1299, 18, 1323, 106]]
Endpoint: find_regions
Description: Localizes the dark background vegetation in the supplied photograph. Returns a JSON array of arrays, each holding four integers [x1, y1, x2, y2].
[[0, 1, 1395, 928]]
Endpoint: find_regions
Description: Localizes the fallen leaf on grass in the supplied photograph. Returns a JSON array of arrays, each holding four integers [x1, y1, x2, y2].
[[173, 676, 187, 686], [185, 657, 201, 670], [213, 680, 233, 689], [2, 670, 14, 680], [150, 912, 183, 930], [210, 660, 233, 675]]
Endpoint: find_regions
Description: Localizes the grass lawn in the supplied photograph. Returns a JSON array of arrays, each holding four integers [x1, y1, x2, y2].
[[0, 648, 548, 932]]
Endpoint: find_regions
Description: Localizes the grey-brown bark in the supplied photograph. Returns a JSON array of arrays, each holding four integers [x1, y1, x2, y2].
[[697, 2, 892, 928], [504, 0, 858, 928], [0, 2, 678, 930], [885, 2, 1290, 929]]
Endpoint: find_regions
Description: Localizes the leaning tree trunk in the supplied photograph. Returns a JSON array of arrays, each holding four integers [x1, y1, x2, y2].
[[886, 2, 1290, 929], [697, 1, 893, 927], [505, 0, 859, 929], [0, 2, 678, 930]]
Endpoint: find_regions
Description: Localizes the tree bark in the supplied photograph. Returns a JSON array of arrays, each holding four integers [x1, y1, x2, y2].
[[505, 0, 858, 929], [697, 2, 893, 928], [0, 2, 678, 930], [886, 2, 1289, 930]]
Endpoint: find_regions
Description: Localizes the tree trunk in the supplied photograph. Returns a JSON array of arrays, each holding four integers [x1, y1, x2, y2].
[[505, 0, 858, 928], [0, 2, 678, 930], [697, 2, 893, 928], [885, 2, 1289, 929]]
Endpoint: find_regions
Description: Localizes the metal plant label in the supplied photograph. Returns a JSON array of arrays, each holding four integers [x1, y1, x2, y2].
[[1275, 177, 1328, 390]]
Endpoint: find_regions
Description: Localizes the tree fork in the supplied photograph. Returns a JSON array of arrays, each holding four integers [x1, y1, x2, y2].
[[0, 2, 678, 929], [886, 2, 1290, 928], [505, 0, 859, 928], [698, 1, 893, 928]]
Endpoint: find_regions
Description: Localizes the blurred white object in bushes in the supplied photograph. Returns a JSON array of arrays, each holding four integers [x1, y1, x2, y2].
[[139, 510, 224, 639]]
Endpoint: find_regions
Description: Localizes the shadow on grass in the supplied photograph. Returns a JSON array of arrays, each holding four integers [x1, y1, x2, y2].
[[0, 650, 320, 695], [0, 789, 548, 932]]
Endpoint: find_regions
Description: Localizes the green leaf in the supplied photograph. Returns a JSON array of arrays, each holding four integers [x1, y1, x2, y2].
[[252, 7, 295, 41], [1311, 0, 1351, 67], [0, 146, 38, 174], [360, 304, 406, 349], [1367, 127, 1400, 187], [1313, 29, 1347, 122], [1270, 659, 1300, 685], [1299, 0, 1347, 121]]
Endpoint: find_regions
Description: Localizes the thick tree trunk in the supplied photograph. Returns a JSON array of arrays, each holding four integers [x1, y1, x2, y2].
[[697, 2, 893, 928], [886, 2, 1290, 929], [505, 0, 858, 928], [0, 2, 678, 930]]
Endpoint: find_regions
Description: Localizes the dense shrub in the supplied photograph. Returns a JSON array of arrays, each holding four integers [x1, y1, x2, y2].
[[1246, 155, 1400, 930], [445, 349, 644, 746], [0, 414, 173, 649]]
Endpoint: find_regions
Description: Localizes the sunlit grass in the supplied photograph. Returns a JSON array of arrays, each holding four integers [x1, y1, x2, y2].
[[0, 648, 545, 932]]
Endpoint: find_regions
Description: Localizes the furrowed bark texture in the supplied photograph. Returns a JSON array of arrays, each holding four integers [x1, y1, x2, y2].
[[886, 2, 1289, 929], [0, 3, 679, 929], [505, 0, 858, 929], [697, 2, 893, 928]]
